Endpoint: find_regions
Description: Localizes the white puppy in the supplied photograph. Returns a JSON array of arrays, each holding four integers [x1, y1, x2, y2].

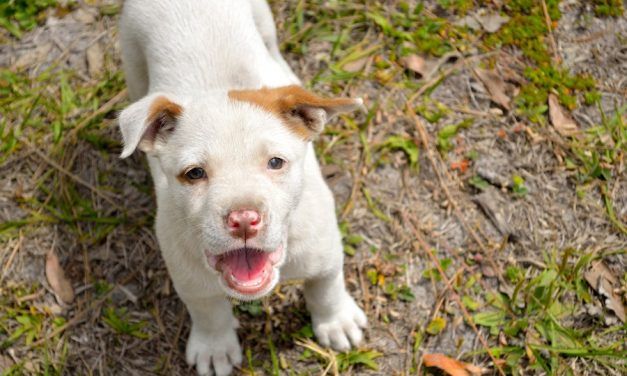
[[117, 1, 367, 374]]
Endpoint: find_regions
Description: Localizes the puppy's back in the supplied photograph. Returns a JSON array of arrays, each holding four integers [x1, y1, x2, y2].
[[120, 0, 292, 96]]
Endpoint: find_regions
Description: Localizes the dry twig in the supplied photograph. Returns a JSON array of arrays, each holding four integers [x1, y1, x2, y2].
[[540, 0, 559, 63]]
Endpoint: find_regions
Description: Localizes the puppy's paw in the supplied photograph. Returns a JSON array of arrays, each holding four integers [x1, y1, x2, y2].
[[311, 297, 368, 351], [186, 325, 242, 376]]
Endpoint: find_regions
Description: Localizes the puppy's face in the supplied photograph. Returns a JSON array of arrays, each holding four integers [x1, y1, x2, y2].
[[119, 86, 361, 300]]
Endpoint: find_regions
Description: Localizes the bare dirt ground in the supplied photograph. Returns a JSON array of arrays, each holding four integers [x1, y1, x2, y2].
[[1, 1, 625, 375]]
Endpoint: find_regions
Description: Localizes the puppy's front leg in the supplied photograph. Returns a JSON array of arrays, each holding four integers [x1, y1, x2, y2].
[[304, 269, 368, 351], [183, 295, 242, 376]]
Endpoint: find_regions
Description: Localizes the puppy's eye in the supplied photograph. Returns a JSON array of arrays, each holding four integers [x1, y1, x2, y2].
[[267, 157, 285, 170], [185, 167, 206, 180]]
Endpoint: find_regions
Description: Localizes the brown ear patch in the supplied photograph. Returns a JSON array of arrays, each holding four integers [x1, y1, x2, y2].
[[229, 85, 361, 140], [148, 96, 183, 120], [139, 96, 183, 152]]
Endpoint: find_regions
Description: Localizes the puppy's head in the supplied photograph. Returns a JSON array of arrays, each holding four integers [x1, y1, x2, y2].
[[118, 86, 362, 300]]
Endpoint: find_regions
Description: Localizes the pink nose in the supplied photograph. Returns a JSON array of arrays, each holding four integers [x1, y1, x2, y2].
[[226, 209, 262, 239]]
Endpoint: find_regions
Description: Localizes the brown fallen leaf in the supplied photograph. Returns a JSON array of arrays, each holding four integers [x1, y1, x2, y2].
[[456, 9, 510, 33], [455, 15, 481, 30], [45, 250, 75, 304], [584, 261, 626, 322], [86, 42, 104, 78], [548, 94, 579, 136], [342, 56, 370, 73], [13, 43, 53, 70], [72, 8, 96, 24], [474, 68, 511, 110], [401, 53, 459, 81], [476, 12, 510, 33], [423, 353, 485, 376], [400, 54, 426, 76]]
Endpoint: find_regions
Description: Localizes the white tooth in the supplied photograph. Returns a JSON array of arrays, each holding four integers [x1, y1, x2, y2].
[[229, 273, 265, 287]]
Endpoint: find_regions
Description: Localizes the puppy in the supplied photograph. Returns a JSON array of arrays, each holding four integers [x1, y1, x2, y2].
[[117, 1, 367, 374]]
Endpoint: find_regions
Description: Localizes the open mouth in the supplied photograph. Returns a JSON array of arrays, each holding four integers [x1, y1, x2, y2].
[[207, 246, 283, 296]]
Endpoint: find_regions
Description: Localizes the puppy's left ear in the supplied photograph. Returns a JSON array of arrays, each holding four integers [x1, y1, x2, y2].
[[229, 85, 364, 140], [118, 93, 183, 158]]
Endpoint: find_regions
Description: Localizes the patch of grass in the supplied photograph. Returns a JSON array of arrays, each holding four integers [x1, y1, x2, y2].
[[0, 283, 68, 374], [339, 221, 367, 256], [267, 336, 280, 376], [422, 257, 452, 282], [102, 306, 150, 339], [468, 175, 490, 191], [568, 106, 625, 184], [592, 0, 624, 17], [511, 174, 528, 198], [362, 187, 391, 222], [411, 7, 470, 57], [0, 67, 131, 245], [426, 316, 447, 335], [436, 0, 474, 15], [471, 249, 626, 374], [296, 338, 382, 373], [0, 68, 125, 157], [383, 283, 415, 302], [481, 1, 600, 123], [515, 66, 598, 124], [566, 105, 626, 234], [236, 300, 264, 317], [2, 309, 46, 349], [336, 349, 382, 372], [483, 0, 560, 66], [292, 323, 315, 340], [378, 135, 420, 169], [0, 0, 71, 39], [283, 1, 469, 91], [415, 98, 449, 123], [1, 284, 62, 348], [437, 118, 473, 153]]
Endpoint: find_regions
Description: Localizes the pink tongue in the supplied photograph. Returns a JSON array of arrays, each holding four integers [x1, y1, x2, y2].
[[221, 249, 270, 281]]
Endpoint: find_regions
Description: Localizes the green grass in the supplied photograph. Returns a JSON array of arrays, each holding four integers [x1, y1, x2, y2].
[[102, 306, 150, 339], [469, 249, 627, 374], [480, 1, 600, 123], [437, 118, 473, 153], [0, 0, 71, 39], [0, 67, 133, 243], [567, 105, 627, 234], [379, 135, 420, 169], [0, 283, 68, 375], [0, 68, 126, 159], [414, 247, 626, 375], [592, 0, 625, 17], [0, 64, 150, 372]]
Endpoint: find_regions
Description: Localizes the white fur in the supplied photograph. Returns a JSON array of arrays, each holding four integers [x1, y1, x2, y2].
[[118, 1, 366, 374]]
